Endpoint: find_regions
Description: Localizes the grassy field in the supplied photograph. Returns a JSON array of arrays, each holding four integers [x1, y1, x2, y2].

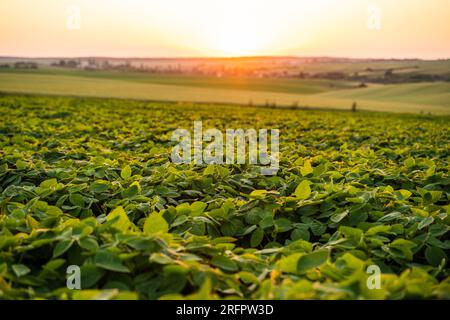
[[1, 70, 450, 114], [1, 68, 358, 94], [322, 82, 450, 107], [0, 94, 449, 300], [291, 60, 450, 77]]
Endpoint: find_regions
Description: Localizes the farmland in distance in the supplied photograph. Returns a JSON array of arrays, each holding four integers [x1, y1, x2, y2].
[[1, 57, 450, 114]]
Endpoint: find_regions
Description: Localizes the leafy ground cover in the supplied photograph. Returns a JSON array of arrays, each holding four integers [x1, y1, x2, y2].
[[0, 94, 449, 300]]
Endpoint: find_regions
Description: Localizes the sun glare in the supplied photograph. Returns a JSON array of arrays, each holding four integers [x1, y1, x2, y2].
[[201, 0, 319, 57], [202, 1, 277, 57], [216, 22, 269, 56]]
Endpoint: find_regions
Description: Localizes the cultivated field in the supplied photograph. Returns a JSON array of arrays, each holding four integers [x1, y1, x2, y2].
[[0, 94, 449, 299], [1, 69, 450, 114]]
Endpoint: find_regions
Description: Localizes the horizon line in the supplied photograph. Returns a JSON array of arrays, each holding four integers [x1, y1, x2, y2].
[[1, 55, 450, 62]]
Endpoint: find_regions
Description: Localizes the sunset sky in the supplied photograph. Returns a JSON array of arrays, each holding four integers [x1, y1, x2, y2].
[[1, 0, 449, 59]]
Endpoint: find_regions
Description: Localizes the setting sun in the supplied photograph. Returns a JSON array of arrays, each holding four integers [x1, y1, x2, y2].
[[213, 11, 272, 56], [215, 22, 262, 56]]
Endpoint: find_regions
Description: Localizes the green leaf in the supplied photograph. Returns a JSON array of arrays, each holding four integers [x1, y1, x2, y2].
[[79, 237, 99, 252], [15, 160, 27, 170], [203, 165, 215, 176], [278, 253, 302, 273], [418, 216, 434, 230], [339, 226, 364, 244], [90, 180, 110, 193], [300, 160, 313, 176], [250, 227, 264, 247], [259, 215, 274, 229], [294, 180, 311, 200], [150, 253, 173, 265], [297, 250, 328, 273], [274, 218, 293, 232], [43, 259, 65, 271], [69, 193, 85, 207], [291, 227, 310, 241], [239, 271, 259, 284], [12, 264, 31, 277], [425, 246, 446, 267], [378, 211, 403, 222], [417, 188, 442, 204], [121, 181, 141, 198], [95, 251, 130, 273], [211, 255, 238, 272], [411, 208, 429, 218], [40, 178, 58, 188], [120, 165, 132, 180], [80, 265, 105, 288], [217, 166, 230, 178], [53, 239, 74, 258], [390, 239, 416, 261], [404, 157, 415, 168], [249, 190, 268, 199], [144, 212, 169, 235], [428, 191, 442, 203], [190, 201, 207, 216], [106, 206, 132, 232], [176, 203, 191, 215], [310, 220, 327, 236], [172, 215, 189, 227], [395, 189, 412, 200], [366, 225, 391, 236], [331, 210, 349, 223]]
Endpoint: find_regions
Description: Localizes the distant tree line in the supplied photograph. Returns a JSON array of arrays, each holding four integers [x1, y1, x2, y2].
[[15, 57, 448, 85], [51, 60, 80, 68], [13, 62, 38, 69]]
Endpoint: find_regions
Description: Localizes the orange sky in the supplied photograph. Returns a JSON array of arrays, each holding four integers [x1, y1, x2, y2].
[[1, 0, 449, 59]]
